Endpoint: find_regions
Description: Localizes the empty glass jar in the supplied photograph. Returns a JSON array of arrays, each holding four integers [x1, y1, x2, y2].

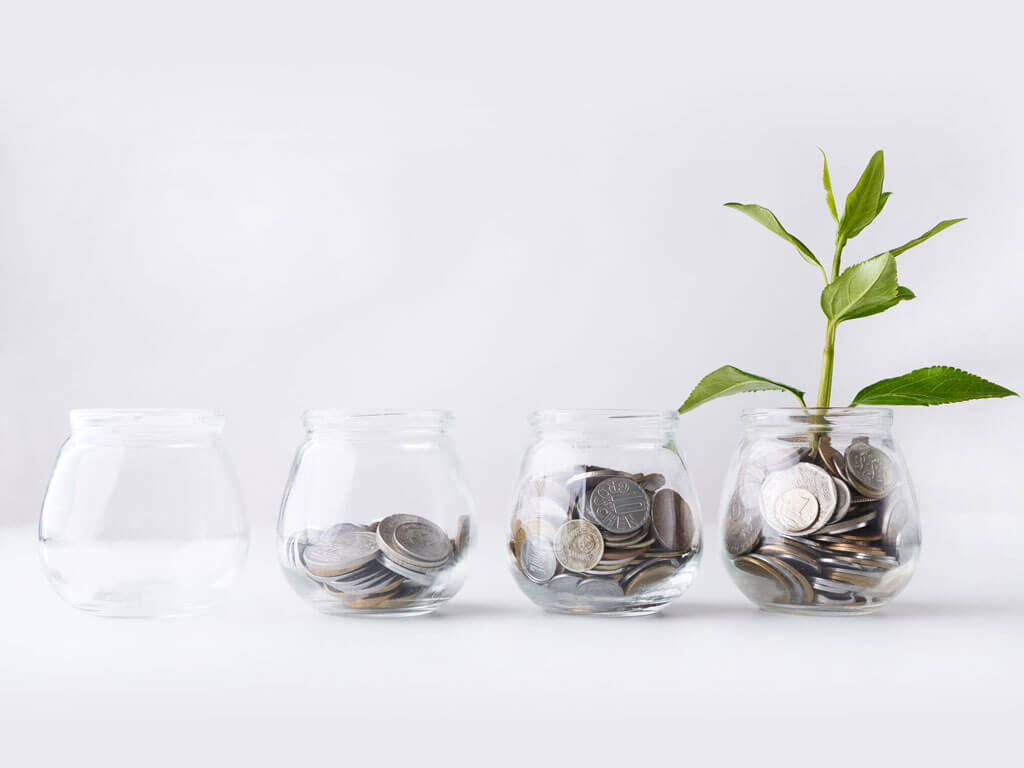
[[39, 409, 249, 617], [722, 408, 920, 615], [278, 410, 473, 616], [508, 410, 702, 615]]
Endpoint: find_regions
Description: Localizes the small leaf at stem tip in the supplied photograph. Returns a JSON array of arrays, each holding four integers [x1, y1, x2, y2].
[[723, 202, 826, 278], [839, 150, 885, 240], [882, 218, 967, 258], [679, 365, 806, 414], [819, 148, 839, 223], [850, 366, 1018, 406], [820, 252, 901, 323], [896, 285, 916, 301], [876, 191, 892, 216]]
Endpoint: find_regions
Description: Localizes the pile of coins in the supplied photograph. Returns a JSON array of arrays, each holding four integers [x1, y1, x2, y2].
[[510, 466, 699, 604], [725, 436, 913, 608], [285, 514, 470, 610]]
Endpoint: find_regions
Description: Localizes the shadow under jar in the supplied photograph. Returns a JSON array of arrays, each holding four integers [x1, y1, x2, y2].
[[722, 408, 920, 615], [508, 410, 702, 616], [278, 410, 473, 617], [39, 409, 249, 617]]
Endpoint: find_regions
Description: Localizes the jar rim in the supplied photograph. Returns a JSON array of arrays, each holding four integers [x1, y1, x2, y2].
[[70, 408, 225, 431], [530, 409, 679, 431], [741, 406, 893, 428], [303, 409, 452, 432]]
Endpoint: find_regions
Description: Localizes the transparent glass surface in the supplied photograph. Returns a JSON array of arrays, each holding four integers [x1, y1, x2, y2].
[[278, 410, 473, 617], [722, 408, 920, 615], [38, 409, 249, 617], [508, 410, 702, 616]]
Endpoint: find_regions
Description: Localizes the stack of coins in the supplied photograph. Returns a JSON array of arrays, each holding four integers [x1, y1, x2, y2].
[[725, 436, 912, 608], [285, 514, 469, 610], [510, 466, 699, 603]]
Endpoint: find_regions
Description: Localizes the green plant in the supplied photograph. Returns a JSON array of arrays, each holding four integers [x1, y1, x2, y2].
[[680, 150, 1016, 413]]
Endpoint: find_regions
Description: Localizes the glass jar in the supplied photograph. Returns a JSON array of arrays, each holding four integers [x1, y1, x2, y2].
[[38, 409, 249, 617], [722, 408, 920, 615], [508, 410, 702, 615], [278, 410, 473, 617]]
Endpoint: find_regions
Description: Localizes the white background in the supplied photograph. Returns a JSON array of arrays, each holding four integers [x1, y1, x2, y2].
[[1, 0, 1022, 758]]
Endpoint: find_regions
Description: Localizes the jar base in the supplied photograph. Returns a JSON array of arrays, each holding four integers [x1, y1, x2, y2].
[[753, 599, 890, 616], [541, 601, 671, 617], [310, 597, 451, 618]]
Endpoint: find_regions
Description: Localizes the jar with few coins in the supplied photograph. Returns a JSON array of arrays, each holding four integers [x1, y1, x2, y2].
[[508, 410, 702, 615], [722, 408, 920, 615], [278, 410, 473, 616]]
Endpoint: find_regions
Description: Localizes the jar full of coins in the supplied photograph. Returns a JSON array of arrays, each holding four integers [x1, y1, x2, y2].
[[278, 410, 473, 616], [508, 410, 702, 615], [722, 408, 920, 615]]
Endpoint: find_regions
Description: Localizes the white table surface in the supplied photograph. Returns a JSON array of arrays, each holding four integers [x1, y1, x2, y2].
[[2, 519, 1021, 764]]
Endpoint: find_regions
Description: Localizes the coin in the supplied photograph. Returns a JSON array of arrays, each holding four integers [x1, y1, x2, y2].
[[623, 562, 677, 595], [831, 477, 851, 523], [586, 476, 651, 534], [761, 462, 837, 534], [638, 473, 666, 492], [651, 489, 696, 551], [724, 491, 762, 556], [576, 578, 625, 598], [547, 574, 581, 593], [816, 510, 875, 536], [773, 488, 819, 533], [519, 536, 557, 584], [454, 515, 471, 557], [302, 532, 380, 578], [377, 514, 453, 569], [844, 441, 897, 498], [553, 519, 604, 572]]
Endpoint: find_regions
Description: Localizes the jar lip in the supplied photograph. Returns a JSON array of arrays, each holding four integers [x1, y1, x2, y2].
[[303, 409, 452, 433], [741, 406, 893, 427], [70, 408, 225, 431], [530, 409, 679, 431]]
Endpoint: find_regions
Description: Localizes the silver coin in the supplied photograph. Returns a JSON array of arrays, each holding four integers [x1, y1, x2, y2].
[[585, 476, 651, 534], [816, 510, 876, 536], [761, 462, 837, 534], [576, 578, 625, 598], [377, 554, 438, 586], [377, 514, 452, 568], [881, 499, 912, 550], [724, 490, 761, 556], [553, 519, 604, 572], [318, 522, 369, 543], [773, 488, 820, 533], [519, 536, 557, 584], [844, 441, 898, 498], [301, 532, 380, 577], [830, 477, 852, 523], [637, 473, 666, 492], [547, 574, 581, 594]]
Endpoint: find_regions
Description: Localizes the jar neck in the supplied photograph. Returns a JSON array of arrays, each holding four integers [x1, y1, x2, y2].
[[741, 407, 893, 437], [69, 409, 225, 444], [530, 409, 679, 443], [303, 409, 451, 440]]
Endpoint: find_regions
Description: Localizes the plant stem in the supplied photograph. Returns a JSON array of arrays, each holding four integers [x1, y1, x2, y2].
[[831, 235, 847, 281], [816, 322, 837, 408]]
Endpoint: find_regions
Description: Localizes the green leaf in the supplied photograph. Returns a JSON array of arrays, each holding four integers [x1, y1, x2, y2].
[[820, 252, 903, 323], [679, 365, 806, 413], [896, 285, 915, 301], [819, 148, 838, 223], [851, 366, 1018, 406], [886, 218, 967, 257], [723, 202, 826, 279], [876, 191, 892, 216], [838, 150, 885, 240]]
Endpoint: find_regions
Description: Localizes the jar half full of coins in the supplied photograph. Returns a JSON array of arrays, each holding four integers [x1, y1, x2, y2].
[[722, 408, 920, 615], [508, 410, 702, 615], [278, 410, 473, 616]]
